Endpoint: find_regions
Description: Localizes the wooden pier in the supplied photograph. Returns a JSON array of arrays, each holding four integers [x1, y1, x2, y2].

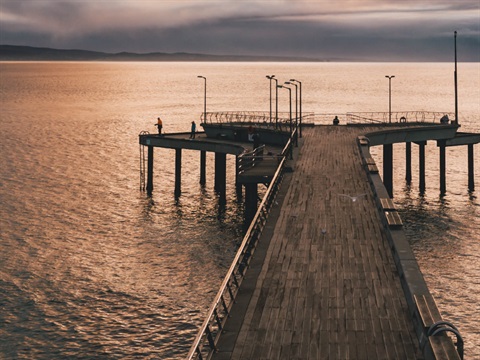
[[212, 125, 425, 359], [139, 121, 477, 360]]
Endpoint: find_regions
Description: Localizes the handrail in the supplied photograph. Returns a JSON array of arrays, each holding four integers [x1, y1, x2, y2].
[[186, 133, 295, 360], [237, 145, 265, 173]]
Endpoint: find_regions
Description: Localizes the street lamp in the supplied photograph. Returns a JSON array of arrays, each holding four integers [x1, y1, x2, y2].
[[290, 79, 302, 137], [454, 31, 458, 125], [385, 75, 395, 123], [285, 81, 298, 143], [197, 76, 206, 122], [277, 85, 292, 134], [266, 75, 277, 125]]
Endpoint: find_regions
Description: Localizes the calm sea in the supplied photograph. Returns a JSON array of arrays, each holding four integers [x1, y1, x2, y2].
[[1, 62, 479, 359]]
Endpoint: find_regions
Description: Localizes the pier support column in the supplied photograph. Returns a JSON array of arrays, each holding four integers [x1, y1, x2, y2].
[[175, 148, 182, 198], [200, 150, 206, 186], [439, 140, 446, 195], [383, 143, 393, 198], [468, 144, 475, 191], [405, 142, 412, 184], [215, 152, 227, 202], [146, 146, 154, 196], [245, 183, 258, 226], [418, 141, 426, 194]]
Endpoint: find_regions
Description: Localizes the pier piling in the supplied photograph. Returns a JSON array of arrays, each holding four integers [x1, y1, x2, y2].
[[468, 144, 475, 191], [200, 150, 206, 186], [406, 142, 412, 183], [215, 152, 227, 202], [383, 143, 393, 197], [146, 146, 154, 196], [439, 140, 446, 195], [175, 149, 182, 197], [418, 141, 426, 193]]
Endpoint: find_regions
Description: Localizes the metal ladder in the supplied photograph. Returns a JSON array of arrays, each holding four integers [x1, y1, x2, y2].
[[139, 131, 149, 191]]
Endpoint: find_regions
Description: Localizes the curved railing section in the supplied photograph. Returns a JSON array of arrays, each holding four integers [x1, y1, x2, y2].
[[186, 134, 295, 360], [347, 111, 455, 125], [200, 111, 314, 132]]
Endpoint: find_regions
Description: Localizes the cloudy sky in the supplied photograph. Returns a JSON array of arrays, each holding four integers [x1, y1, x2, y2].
[[1, 0, 479, 61]]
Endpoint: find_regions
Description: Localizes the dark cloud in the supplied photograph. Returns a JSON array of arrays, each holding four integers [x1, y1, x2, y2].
[[0, 0, 478, 61]]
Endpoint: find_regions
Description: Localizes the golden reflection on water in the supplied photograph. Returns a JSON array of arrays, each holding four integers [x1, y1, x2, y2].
[[0, 61, 479, 358]]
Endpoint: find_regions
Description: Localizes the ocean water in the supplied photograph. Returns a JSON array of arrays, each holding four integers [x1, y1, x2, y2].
[[0, 62, 479, 359]]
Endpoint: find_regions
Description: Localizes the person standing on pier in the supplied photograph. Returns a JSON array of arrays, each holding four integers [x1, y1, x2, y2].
[[156, 117, 163, 135], [190, 121, 196, 139]]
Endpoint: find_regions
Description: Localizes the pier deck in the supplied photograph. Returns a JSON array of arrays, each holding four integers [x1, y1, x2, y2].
[[213, 126, 421, 359]]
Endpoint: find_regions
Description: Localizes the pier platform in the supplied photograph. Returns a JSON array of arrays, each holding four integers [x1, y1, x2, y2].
[[211, 126, 438, 359]]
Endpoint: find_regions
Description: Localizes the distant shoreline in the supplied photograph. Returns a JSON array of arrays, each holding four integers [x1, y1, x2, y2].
[[2, 45, 474, 63], [0, 44, 326, 62]]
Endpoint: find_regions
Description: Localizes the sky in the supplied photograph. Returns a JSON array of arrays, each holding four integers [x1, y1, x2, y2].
[[1, 0, 479, 61]]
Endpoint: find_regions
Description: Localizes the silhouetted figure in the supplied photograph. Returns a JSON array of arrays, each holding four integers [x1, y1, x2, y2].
[[156, 117, 163, 135], [333, 116, 340, 125], [190, 121, 196, 139], [440, 114, 450, 124]]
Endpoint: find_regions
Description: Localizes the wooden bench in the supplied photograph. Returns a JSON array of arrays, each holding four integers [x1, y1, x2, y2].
[[380, 198, 403, 228], [358, 136, 370, 146], [364, 157, 376, 165], [384, 211, 403, 228], [380, 198, 396, 211], [367, 164, 379, 174], [414, 294, 463, 360]]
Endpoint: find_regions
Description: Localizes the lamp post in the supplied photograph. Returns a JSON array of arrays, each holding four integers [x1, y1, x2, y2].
[[290, 79, 302, 137], [266, 75, 278, 125], [385, 75, 395, 123], [285, 81, 298, 139], [454, 31, 458, 125], [197, 76, 206, 122], [277, 85, 292, 134]]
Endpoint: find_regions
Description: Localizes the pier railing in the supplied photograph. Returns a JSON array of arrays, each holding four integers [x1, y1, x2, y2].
[[200, 111, 314, 133], [237, 145, 265, 173], [186, 134, 295, 360], [346, 111, 455, 125], [200, 111, 454, 126]]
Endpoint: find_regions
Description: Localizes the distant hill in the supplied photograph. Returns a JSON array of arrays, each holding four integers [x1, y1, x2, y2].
[[0, 45, 324, 62]]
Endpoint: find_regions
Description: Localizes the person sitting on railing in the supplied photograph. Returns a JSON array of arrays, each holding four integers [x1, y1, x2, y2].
[[248, 125, 254, 142], [333, 116, 340, 125], [253, 132, 260, 149], [440, 114, 450, 124]]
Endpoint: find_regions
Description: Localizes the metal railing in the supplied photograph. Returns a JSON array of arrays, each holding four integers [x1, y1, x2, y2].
[[237, 145, 265, 173], [346, 111, 455, 125], [186, 134, 295, 360], [200, 111, 314, 133]]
